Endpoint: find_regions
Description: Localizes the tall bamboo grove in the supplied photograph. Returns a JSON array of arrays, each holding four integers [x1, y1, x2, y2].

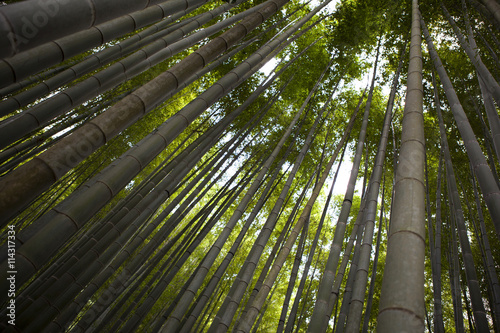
[[1, 0, 499, 331]]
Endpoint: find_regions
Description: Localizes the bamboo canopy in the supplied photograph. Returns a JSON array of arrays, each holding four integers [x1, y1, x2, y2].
[[1, 0, 499, 332]]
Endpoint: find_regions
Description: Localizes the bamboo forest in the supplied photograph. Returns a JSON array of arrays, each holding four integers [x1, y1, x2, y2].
[[1, 0, 500, 331]]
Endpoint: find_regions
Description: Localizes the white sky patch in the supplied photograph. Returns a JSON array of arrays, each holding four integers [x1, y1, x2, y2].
[[259, 58, 278, 77], [331, 159, 357, 197], [310, 0, 340, 14]]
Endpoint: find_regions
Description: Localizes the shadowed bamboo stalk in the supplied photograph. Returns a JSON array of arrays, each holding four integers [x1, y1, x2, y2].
[[294, 244, 324, 333], [345, 79, 396, 333], [334, 165, 370, 333], [429, 72, 446, 333], [0, 0, 208, 59], [245, 190, 312, 325], [335, 217, 365, 333], [434, 81, 490, 331], [252, 275, 283, 333], [434, 152, 445, 332], [441, 4, 500, 106], [327, 194, 368, 326], [361, 178, 385, 333], [480, 0, 500, 25], [484, 20, 500, 46], [0, 64, 67, 97], [470, 165, 500, 328], [477, 74, 500, 161], [460, 0, 500, 161], [277, 221, 308, 333], [467, 91, 500, 189], [192, 280, 226, 333], [468, 0, 500, 31], [473, 27, 500, 76], [199, 284, 227, 332], [448, 212, 466, 333], [0, 90, 134, 174], [0, 6, 201, 102], [461, 178, 495, 328], [377, 0, 426, 330], [462, 282, 477, 331], [421, 13, 500, 239]]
